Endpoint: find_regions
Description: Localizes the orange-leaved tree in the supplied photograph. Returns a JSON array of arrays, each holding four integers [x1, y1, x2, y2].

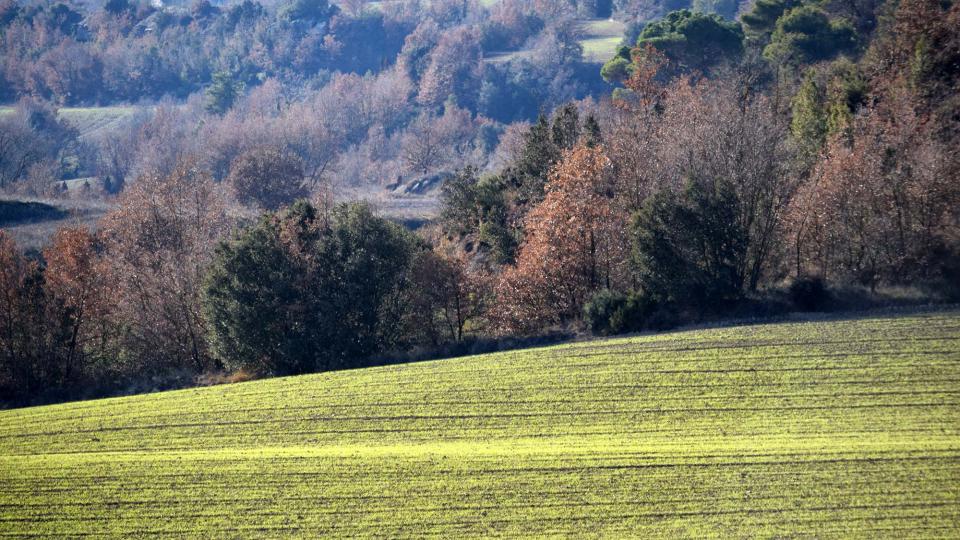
[[493, 144, 631, 334], [43, 227, 114, 385]]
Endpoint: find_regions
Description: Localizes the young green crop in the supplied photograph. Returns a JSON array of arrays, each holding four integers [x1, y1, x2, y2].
[[1, 311, 958, 537]]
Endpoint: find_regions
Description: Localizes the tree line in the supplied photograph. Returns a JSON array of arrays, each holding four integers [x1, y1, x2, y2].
[[469, 0, 959, 335], [1, 0, 958, 406], [0, 0, 607, 119], [0, 0, 616, 205]]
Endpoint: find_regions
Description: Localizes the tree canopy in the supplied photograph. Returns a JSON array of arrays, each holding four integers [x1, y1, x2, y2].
[[203, 201, 424, 375], [763, 6, 857, 66], [635, 9, 744, 73]]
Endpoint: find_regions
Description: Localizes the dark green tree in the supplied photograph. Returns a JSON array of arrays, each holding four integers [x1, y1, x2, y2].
[[763, 6, 857, 66], [504, 113, 561, 206], [204, 71, 244, 116], [550, 103, 581, 150], [692, 0, 740, 21], [103, 0, 131, 15], [601, 47, 633, 84], [474, 176, 517, 264], [440, 168, 516, 263], [203, 201, 423, 375], [439, 167, 482, 234], [741, 0, 802, 42], [280, 0, 336, 24], [824, 59, 866, 137], [583, 115, 603, 147], [502, 105, 588, 207], [47, 3, 83, 35], [631, 180, 747, 308], [790, 69, 828, 160], [635, 10, 744, 74], [791, 60, 867, 160]]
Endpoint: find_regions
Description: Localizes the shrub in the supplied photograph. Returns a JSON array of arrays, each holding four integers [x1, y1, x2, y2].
[[610, 292, 659, 333], [203, 201, 424, 375], [788, 276, 831, 311], [583, 290, 658, 336], [583, 289, 627, 335], [631, 180, 747, 310]]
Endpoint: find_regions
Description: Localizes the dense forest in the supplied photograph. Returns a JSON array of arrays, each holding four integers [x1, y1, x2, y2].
[[1, 0, 630, 196], [1, 0, 958, 406]]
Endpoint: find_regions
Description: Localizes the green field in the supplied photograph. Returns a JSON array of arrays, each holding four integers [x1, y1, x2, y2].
[[579, 18, 627, 63], [484, 17, 627, 65], [0, 106, 138, 137], [1, 312, 958, 537]]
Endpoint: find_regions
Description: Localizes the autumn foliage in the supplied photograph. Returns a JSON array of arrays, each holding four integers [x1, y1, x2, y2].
[[788, 91, 960, 286], [99, 160, 231, 373], [493, 145, 630, 334], [2, 0, 959, 407], [0, 227, 112, 401]]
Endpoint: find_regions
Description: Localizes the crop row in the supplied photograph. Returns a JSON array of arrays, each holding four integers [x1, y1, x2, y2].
[[0, 311, 957, 537]]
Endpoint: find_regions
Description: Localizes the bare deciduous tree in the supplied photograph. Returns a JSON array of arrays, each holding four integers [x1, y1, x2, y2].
[[99, 159, 232, 373], [228, 146, 308, 210]]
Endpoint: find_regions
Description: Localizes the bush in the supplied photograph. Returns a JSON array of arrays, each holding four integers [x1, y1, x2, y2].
[[788, 276, 831, 311], [612, 292, 659, 333], [583, 290, 658, 336], [584, 289, 627, 335], [631, 181, 747, 309]]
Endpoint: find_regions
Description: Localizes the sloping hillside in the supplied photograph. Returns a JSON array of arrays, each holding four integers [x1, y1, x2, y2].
[[1, 312, 958, 536], [579, 18, 627, 63], [0, 106, 138, 138], [485, 17, 627, 65]]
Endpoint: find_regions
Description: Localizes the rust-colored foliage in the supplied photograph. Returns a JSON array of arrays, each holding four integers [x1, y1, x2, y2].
[[866, 0, 960, 140], [98, 159, 232, 372], [0, 229, 100, 400], [621, 45, 668, 110], [785, 0, 960, 286], [609, 73, 794, 288], [493, 145, 631, 334], [788, 89, 960, 285], [227, 145, 307, 211], [43, 227, 113, 382]]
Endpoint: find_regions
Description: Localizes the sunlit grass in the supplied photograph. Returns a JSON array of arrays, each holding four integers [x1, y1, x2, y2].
[[578, 18, 626, 63], [580, 18, 626, 37], [581, 36, 625, 62], [1, 312, 958, 536], [0, 106, 138, 136]]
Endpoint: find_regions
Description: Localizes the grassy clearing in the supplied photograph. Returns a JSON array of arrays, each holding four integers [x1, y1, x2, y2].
[[579, 18, 626, 63], [581, 36, 625, 62], [1, 312, 958, 536], [483, 17, 627, 65], [0, 197, 111, 252], [0, 106, 138, 137], [580, 18, 627, 37]]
